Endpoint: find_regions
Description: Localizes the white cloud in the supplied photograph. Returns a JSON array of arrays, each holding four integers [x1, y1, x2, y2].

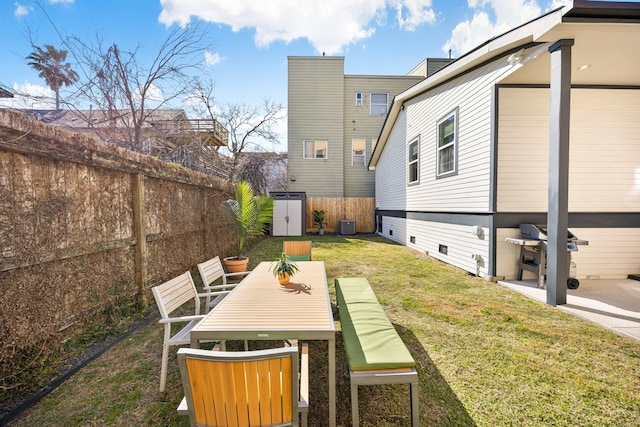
[[0, 82, 55, 109], [134, 83, 165, 108], [393, 0, 436, 31], [550, 0, 571, 10], [14, 2, 33, 18], [204, 51, 225, 66], [159, 0, 437, 55], [444, 0, 542, 57]]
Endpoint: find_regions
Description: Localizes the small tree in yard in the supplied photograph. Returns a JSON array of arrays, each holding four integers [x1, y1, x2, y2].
[[221, 180, 273, 261]]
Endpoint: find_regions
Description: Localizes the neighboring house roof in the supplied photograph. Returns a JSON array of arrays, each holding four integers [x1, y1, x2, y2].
[[369, 0, 640, 169], [19, 108, 186, 128], [0, 86, 13, 98]]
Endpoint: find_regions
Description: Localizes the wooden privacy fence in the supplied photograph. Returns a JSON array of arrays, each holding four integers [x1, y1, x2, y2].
[[0, 109, 235, 385], [305, 197, 376, 233]]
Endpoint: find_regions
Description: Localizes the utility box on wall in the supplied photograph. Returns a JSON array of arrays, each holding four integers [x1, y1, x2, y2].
[[340, 220, 356, 235], [270, 192, 306, 236]]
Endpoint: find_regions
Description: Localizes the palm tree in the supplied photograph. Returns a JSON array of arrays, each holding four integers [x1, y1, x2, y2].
[[26, 45, 79, 109]]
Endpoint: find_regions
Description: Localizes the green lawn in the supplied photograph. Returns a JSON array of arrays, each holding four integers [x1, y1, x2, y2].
[[10, 235, 640, 426]]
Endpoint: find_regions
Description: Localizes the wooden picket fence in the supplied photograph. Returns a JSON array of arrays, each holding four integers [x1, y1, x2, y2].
[[305, 197, 375, 233]]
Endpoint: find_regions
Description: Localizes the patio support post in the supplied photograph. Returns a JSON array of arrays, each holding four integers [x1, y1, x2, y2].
[[547, 39, 574, 306]]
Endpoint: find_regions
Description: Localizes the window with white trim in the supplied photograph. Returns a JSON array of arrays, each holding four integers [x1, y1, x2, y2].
[[355, 92, 363, 107], [352, 139, 365, 167], [303, 140, 327, 159], [437, 109, 458, 177], [370, 93, 388, 116], [408, 137, 419, 184]]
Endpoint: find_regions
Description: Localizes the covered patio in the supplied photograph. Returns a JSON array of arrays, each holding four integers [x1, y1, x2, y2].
[[499, 278, 640, 342]]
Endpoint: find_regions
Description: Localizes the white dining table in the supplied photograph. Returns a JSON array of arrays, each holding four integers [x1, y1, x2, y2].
[[190, 260, 336, 427]]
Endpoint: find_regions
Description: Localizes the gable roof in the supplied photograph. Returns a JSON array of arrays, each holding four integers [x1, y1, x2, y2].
[[369, 0, 640, 169]]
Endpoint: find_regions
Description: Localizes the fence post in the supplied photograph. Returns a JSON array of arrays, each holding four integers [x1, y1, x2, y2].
[[132, 173, 148, 307]]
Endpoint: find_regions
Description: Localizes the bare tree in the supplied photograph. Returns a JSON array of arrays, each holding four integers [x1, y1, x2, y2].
[[219, 99, 285, 162], [188, 79, 286, 183], [235, 152, 288, 194], [68, 24, 208, 151]]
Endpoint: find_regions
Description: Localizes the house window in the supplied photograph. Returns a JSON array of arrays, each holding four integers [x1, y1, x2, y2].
[[355, 92, 363, 107], [352, 139, 366, 167], [303, 140, 327, 159], [437, 109, 458, 177], [408, 137, 419, 184], [370, 93, 388, 116]]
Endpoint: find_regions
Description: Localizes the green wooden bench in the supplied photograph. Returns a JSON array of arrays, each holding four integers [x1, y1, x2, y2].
[[335, 277, 419, 427]]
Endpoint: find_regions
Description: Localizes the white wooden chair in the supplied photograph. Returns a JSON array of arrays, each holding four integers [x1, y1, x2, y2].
[[177, 343, 309, 427], [197, 256, 247, 313], [151, 271, 216, 394]]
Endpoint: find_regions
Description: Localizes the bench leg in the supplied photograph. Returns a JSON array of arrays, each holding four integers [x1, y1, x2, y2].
[[410, 382, 419, 427], [351, 381, 360, 426]]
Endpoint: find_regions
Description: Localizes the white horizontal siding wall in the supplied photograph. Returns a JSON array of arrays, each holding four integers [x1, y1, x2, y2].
[[497, 228, 640, 280], [380, 216, 407, 245], [498, 88, 640, 212], [402, 60, 513, 212], [375, 112, 408, 210], [567, 228, 640, 279], [496, 228, 525, 280], [406, 220, 490, 277]]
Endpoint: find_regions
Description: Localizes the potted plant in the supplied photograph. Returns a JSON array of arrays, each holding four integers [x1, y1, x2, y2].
[[221, 180, 274, 272], [313, 209, 326, 235], [270, 252, 300, 285]]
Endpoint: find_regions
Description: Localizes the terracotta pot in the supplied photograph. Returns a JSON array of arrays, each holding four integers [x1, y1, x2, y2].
[[223, 257, 249, 273], [277, 272, 290, 285]]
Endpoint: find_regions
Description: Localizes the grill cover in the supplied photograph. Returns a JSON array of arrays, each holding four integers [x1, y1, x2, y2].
[[519, 224, 577, 241]]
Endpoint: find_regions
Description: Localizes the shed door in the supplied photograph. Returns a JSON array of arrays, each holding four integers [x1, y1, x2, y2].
[[272, 200, 302, 236]]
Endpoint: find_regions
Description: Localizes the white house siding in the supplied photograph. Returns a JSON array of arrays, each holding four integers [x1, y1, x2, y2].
[[497, 87, 640, 212], [403, 60, 514, 213], [568, 228, 640, 279], [496, 228, 525, 280], [406, 220, 490, 277], [497, 227, 640, 280], [380, 216, 407, 245], [375, 111, 409, 210], [375, 58, 514, 278]]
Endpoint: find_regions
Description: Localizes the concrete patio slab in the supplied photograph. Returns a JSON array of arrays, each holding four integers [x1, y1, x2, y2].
[[497, 279, 640, 343]]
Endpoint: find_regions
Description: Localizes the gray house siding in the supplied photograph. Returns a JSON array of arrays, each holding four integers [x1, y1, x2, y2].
[[344, 75, 422, 197], [288, 56, 345, 197], [288, 56, 422, 198]]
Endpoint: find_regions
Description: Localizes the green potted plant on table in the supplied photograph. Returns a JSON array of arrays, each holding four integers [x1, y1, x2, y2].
[[270, 252, 300, 285], [221, 180, 274, 273], [313, 209, 326, 235]]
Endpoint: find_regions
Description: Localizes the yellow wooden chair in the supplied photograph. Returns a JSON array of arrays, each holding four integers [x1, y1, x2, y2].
[[282, 241, 312, 261], [177, 344, 309, 427]]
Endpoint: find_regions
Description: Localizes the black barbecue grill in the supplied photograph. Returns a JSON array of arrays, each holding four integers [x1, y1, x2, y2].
[[505, 224, 588, 289]]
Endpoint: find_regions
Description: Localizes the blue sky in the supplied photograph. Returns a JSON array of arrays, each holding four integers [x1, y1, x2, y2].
[[0, 0, 572, 146]]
